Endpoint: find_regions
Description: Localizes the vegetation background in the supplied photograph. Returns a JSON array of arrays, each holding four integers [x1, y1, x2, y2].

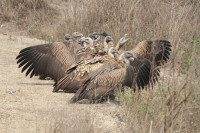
[[0, 0, 199, 132]]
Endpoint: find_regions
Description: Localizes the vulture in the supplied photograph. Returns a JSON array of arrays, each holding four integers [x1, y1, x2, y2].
[[69, 51, 156, 103], [16, 40, 80, 81], [16, 32, 98, 88], [38, 32, 84, 80]]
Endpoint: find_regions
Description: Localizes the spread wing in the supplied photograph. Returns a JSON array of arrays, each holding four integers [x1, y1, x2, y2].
[[125, 55, 160, 91], [131, 40, 171, 66], [16, 41, 82, 81]]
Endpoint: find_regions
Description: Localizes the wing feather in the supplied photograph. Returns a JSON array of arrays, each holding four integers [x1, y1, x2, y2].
[[131, 40, 172, 66], [70, 60, 123, 103], [16, 41, 81, 81]]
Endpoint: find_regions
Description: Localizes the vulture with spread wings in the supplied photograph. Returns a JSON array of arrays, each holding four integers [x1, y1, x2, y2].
[[16, 32, 98, 88]]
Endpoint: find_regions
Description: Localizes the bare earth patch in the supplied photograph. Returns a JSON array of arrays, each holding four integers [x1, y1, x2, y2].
[[0, 34, 126, 133]]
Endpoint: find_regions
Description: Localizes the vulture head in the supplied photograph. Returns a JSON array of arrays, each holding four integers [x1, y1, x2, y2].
[[123, 51, 134, 60], [119, 51, 134, 67], [79, 36, 86, 46], [108, 47, 118, 58], [83, 37, 94, 48], [104, 36, 113, 43], [65, 34, 73, 40], [89, 32, 101, 45], [72, 32, 83, 38], [119, 34, 129, 44], [104, 36, 114, 52], [116, 34, 129, 50]]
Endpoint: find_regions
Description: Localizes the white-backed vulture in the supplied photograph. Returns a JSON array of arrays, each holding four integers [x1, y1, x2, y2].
[[16, 41, 79, 80], [38, 32, 83, 80], [69, 51, 157, 103], [16, 38, 97, 88]]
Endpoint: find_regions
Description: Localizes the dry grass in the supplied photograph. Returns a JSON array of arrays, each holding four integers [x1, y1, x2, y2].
[[0, 0, 57, 39], [0, 0, 200, 132]]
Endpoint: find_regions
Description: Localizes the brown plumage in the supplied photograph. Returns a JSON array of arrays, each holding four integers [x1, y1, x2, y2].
[[90, 36, 114, 55], [131, 40, 171, 67], [54, 48, 119, 92], [130, 40, 171, 88], [69, 52, 156, 103], [16, 40, 95, 84]]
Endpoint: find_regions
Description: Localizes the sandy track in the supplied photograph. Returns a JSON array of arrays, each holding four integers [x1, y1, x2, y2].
[[0, 34, 126, 133]]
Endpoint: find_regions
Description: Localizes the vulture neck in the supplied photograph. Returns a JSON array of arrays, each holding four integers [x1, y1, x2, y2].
[[71, 37, 78, 42], [115, 42, 124, 51], [104, 41, 108, 52], [125, 57, 134, 68], [83, 42, 88, 49], [85, 40, 94, 49], [115, 42, 120, 51], [93, 36, 100, 45], [125, 58, 130, 68], [108, 51, 114, 58], [104, 42, 114, 53], [119, 53, 125, 61]]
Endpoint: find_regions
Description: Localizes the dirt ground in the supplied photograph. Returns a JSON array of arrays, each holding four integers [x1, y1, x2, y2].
[[0, 34, 126, 133]]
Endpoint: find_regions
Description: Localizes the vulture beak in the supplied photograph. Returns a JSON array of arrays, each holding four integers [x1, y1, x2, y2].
[[129, 57, 135, 61], [73, 32, 83, 37], [78, 34, 83, 37]]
